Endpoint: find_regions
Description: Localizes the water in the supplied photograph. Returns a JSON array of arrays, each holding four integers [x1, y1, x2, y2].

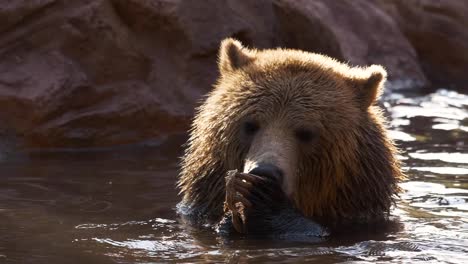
[[0, 89, 467, 263]]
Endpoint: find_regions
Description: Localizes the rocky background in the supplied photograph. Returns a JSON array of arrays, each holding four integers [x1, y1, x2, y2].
[[0, 0, 467, 148]]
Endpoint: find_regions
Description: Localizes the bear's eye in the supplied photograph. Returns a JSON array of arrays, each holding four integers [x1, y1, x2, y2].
[[295, 128, 315, 143], [243, 121, 259, 136]]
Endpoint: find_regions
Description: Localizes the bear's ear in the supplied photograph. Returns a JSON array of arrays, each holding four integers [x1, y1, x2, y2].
[[218, 38, 255, 75], [347, 65, 387, 109]]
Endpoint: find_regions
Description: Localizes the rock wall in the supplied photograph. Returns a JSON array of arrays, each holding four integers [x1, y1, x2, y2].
[[0, 0, 466, 148]]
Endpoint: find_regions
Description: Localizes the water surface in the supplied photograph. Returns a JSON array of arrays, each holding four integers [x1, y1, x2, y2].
[[1, 89, 467, 263]]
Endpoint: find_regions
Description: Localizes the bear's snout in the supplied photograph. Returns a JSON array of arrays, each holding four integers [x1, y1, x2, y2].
[[248, 163, 284, 181]]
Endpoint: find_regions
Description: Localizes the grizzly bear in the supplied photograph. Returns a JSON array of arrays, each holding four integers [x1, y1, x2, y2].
[[177, 38, 405, 237]]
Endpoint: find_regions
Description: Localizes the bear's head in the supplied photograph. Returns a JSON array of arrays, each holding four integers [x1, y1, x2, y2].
[[178, 38, 405, 222]]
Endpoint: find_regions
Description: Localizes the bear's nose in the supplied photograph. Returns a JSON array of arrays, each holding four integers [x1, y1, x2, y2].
[[248, 163, 284, 180]]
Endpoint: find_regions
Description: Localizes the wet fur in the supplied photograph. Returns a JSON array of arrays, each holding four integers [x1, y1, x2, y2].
[[177, 38, 405, 227]]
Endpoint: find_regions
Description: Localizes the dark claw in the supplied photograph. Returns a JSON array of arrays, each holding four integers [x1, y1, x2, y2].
[[224, 169, 290, 234]]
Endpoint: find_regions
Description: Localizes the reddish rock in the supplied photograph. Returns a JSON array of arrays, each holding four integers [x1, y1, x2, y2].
[[378, 0, 468, 89], [0, 0, 191, 148], [0, 0, 465, 148], [0, 0, 57, 34], [273, 0, 428, 90]]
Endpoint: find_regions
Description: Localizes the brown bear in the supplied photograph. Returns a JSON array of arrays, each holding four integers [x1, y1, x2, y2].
[[177, 38, 405, 237]]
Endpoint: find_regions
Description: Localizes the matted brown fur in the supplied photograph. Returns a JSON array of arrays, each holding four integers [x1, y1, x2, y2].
[[178, 38, 405, 224]]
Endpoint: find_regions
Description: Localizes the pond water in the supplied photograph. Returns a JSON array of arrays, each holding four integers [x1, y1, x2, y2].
[[1, 89, 467, 263]]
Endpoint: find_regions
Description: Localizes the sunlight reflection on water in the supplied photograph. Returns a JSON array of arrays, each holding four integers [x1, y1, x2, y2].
[[408, 152, 468, 164], [1, 89, 467, 263], [408, 166, 468, 175], [82, 89, 468, 263]]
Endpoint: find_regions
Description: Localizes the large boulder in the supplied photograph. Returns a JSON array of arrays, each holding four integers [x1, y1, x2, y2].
[[0, 0, 464, 148], [378, 0, 468, 89]]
